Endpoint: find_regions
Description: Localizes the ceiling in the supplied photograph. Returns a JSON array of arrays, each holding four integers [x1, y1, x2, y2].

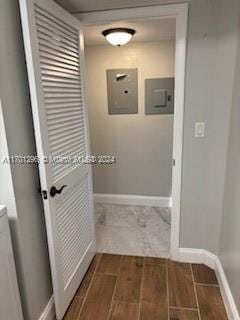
[[54, 0, 187, 13], [84, 19, 176, 46]]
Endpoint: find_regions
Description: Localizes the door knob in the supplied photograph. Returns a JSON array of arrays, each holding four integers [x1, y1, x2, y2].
[[50, 185, 67, 197]]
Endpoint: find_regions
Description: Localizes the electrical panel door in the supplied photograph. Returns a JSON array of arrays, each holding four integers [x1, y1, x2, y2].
[[107, 68, 138, 114]]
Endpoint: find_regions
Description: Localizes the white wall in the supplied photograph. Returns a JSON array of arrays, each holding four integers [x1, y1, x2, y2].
[[86, 41, 175, 197], [179, 0, 239, 253], [219, 9, 240, 313]]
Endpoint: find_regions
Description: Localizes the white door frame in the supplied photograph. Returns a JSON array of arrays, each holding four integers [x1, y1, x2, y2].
[[77, 3, 188, 260]]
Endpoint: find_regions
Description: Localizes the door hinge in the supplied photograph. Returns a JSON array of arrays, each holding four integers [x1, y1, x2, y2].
[[173, 159, 176, 166]]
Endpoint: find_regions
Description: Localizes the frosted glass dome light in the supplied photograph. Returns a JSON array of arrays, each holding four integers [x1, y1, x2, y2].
[[102, 28, 136, 46]]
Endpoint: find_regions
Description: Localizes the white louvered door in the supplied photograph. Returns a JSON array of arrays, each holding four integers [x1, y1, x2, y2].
[[19, 0, 96, 319]]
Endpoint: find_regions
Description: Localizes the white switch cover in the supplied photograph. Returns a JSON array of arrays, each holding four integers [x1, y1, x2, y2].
[[195, 122, 205, 137]]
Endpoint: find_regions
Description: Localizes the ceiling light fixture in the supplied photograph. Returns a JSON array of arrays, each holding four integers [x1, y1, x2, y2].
[[102, 28, 136, 46]]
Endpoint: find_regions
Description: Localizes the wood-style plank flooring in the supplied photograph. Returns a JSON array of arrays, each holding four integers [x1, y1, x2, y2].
[[63, 254, 228, 320]]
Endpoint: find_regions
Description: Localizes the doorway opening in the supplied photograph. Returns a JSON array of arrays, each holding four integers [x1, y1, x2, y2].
[[83, 14, 181, 258], [80, 4, 188, 260]]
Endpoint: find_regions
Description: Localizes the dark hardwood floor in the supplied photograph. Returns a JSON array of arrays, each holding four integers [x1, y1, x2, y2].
[[63, 253, 228, 320]]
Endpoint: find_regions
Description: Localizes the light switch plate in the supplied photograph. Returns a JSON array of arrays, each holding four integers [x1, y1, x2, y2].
[[195, 122, 205, 137]]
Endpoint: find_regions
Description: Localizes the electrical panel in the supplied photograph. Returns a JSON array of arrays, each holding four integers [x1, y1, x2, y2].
[[145, 77, 174, 115], [106, 68, 138, 114]]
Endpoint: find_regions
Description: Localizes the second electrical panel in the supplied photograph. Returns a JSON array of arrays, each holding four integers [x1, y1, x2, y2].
[[145, 77, 174, 115]]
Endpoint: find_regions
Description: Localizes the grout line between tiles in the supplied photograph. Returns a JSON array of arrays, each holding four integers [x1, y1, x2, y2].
[[138, 257, 145, 320], [194, 282, 219, 287], [106, 255, 123, 320], [166, 259, 170, 320], [169, 306, 199, 311], [190, 264, 202, 320], [77, 253, 102, 320], [95, 271, 122, 276]]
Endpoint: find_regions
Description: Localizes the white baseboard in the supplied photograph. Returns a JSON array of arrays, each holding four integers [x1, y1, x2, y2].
[[94, 193, 171, 207], [215, 258, 240, 320], [178, 248, 216, 269], [38, 296, 55, 320], [178, 248, 240, 320]]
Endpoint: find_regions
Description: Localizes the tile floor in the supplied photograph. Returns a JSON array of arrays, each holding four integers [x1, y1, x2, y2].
[[64, 253, 228, 320], [95, 204, 171, 258]]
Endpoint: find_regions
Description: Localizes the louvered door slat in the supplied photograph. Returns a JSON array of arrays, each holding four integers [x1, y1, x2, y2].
[[44, 89, 81, 95], [40, 46, 79, 63], [45, 94, 82, 100], [40, 58, 80, 72], [42, 75, 80, 85], [46, 105, 82, 114], [43, 82, 81, 89], [47, 110, 82, 119], [46, 98, 83, 105], [46, 102, 83, 109], [41, 70, 80, 81]]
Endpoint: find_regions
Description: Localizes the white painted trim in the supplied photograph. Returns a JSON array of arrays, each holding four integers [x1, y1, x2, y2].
[[94, 193, 171, 207], [38, 296, 55, 320], [178, 248, 240, 320], [0, 209, 24, 320], [76, 3, 188, 23], [178, 248, 216, 269], [77, 3, 188, 260]]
